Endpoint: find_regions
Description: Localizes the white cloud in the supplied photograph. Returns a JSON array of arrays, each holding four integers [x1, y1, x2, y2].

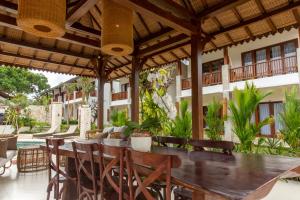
[[30, 70, 75, 88]]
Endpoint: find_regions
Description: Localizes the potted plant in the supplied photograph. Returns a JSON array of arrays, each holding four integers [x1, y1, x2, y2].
[[103, 131, 123, 146], [130, 129, 152, 152]]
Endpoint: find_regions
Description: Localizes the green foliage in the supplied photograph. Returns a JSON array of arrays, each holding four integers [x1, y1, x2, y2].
[[205, 99, 225, 141], [229, 82, 273, 153], [170, 100, 192, 139], [76, 77, 95, 104], [0, 66, 50, 95], [124, 117, 161, 137], [69, 119, 78, 125], [279, 86, 300, 150], [110, 110, 128, 127], [63, 82, 77, 124]]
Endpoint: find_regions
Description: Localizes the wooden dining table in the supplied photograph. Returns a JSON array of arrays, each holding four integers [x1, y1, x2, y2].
[[41, 140, 300, 200]]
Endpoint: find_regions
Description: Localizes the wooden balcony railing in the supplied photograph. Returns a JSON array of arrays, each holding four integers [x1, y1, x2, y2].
[[90, 90, 97, 97], [112, 91, 128, 101], [181, 71, 222, 90], [230, 56, 298, 82], [66, 94, 74, 101], [76, 91, 82, 99]]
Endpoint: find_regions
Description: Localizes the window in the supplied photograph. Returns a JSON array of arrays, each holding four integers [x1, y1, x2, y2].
[[203, 59, 223, 73], [254, 102, 283, 137], [241, 39, 297, 76], [121, 83, 129, 92], [243, 52, 253, 66]]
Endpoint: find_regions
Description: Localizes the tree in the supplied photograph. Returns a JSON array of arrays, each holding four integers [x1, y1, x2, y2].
[[0, 66, 50, 96], [63, 82, 77, 124], [76, 77, 95, 104], [229, 82, 273, 153]]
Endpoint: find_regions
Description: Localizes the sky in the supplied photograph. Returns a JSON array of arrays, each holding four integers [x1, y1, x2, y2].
[[31, 70, 75, 88]]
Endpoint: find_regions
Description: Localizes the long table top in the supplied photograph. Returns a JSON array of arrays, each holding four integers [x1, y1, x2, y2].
[[41, 140, 300, 200]]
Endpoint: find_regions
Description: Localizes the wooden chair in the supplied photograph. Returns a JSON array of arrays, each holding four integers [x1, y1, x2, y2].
[[126, 149, 181, 200], [45, 138, 74, 200], [72, 141, 100, 200], [99, 144, 128, 200], [174, 139, 235, 200], [188, 139, 234, 155], [154, 136, 187, 149]]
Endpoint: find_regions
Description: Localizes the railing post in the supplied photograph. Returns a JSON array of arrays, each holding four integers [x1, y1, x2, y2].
[[176, 60, 182, 104]]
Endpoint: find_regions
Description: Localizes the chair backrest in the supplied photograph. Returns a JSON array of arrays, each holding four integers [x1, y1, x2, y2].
[[99, 144, 128, 199], [188, 139, 234, 155], [126, 149, 181, 200], [67, 125, 77, 133], [45, 138, 67, 178], [72, 141, 99, 200], [154, 136, 187, 149]]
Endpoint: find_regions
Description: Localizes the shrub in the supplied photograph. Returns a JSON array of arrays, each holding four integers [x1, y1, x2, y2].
[[205, 99, 225, 141]]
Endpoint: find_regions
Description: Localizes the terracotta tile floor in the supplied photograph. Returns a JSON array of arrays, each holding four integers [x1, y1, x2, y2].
[[0, 164, 299, 200]]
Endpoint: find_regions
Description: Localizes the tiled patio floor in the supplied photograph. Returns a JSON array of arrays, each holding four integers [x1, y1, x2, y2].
[[0, 164, 299, 200]]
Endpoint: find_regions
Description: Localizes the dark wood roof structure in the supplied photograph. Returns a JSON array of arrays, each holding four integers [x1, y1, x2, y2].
[[0, 0, 299, 79]]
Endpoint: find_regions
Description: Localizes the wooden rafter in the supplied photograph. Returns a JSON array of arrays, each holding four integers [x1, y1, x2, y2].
[[0, 36, 92, 60], [293, 9, 300, 24], [66, 0, 99, 26], [114, 0, 198, 35], [137, 13, 152, 35], [254, 0, 276, 33]]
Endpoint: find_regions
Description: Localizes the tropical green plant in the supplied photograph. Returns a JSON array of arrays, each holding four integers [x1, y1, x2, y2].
[[63, 82, 77, 124], [205, 99, 225, 141], [170, 100, 192, 139], [77, 77, 95, 104], [2, 94, 30, 133], [229, 82, 273, 153], [124, 117, 161, 137], [279, 86, 300, 151], [110, 110, 128, 127]]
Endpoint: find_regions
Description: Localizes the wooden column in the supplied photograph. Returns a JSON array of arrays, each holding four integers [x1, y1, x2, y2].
[[96, 58, 106, 130], [224, 47, 229, 65], [191, 35, 205, 140], [130, 56, 141, 123]]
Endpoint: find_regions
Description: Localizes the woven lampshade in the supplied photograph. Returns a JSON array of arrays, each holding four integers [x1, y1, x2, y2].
[[101, 0, 133, 56], [17, 0, 66, 38]]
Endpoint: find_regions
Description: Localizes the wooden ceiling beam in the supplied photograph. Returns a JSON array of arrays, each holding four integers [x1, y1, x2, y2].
[[0, 1, 101, 38], [292, 9, 300, 24], [151, 0, 195, 18], [113, 0, 198, 35], [254, 0, 276, 33], [197, 0, 249, 19], [66, 0, 99, 26], [135, 27, 175, 46], [0, 14, 101, 50], [212, 1, 300, 36], [0, 36, 92, 60], [137, 33, 189, 56]]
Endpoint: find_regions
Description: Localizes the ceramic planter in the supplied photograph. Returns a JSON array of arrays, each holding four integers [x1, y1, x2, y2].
[[131, 136, 152, 152]]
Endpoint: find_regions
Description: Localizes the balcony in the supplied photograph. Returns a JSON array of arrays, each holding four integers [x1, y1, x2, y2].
[[75, 91, 82, 99], [112, 91, 128, 101], [230, 56, 297, 82], [181, 71, 222, 90], [90, 90, 97, 97]]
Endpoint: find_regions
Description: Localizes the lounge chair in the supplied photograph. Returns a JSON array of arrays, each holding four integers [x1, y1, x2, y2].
[[0, 125, 15, 134], [33, 125, 58, 138], [53, 125, 78, 138]]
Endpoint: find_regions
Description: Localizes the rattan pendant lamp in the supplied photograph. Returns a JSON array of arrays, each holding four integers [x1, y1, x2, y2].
[[101, 0, 133, 56], [17, 0, 66, 38]]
